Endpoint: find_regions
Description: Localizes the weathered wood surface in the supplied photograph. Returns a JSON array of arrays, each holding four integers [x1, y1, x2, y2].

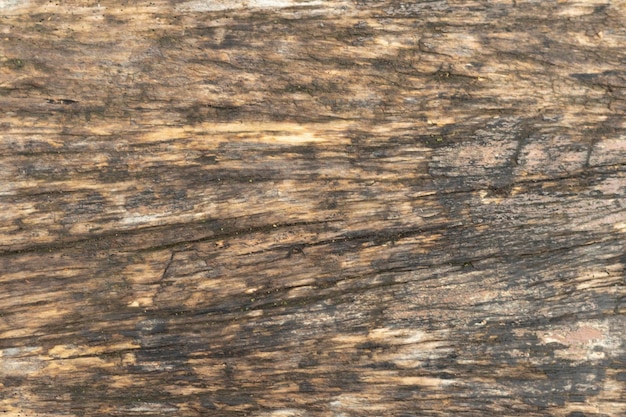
[[1, 0, 625, 415]]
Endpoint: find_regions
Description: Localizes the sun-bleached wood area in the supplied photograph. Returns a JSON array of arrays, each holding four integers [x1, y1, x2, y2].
[[1, 0, 625, 416]]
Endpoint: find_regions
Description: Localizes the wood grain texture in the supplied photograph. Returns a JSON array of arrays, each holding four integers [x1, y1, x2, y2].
[[1, 0, 625, 416]]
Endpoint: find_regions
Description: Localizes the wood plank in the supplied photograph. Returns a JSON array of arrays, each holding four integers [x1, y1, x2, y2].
[[1, 0, 625, 416]]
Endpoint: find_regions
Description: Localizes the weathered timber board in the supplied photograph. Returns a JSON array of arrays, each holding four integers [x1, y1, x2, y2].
[[0, 0, 625, 416]]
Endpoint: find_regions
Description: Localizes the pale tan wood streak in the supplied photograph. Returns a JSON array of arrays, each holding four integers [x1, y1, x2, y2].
[[0, 0, 625, 416]]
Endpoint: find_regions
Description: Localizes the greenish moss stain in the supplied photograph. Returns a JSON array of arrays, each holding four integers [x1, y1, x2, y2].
[[7, 58, 25, 69]]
